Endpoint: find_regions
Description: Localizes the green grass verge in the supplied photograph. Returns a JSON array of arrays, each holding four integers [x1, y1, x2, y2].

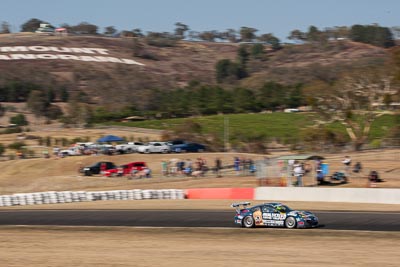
[[102, 112, 397, 142]]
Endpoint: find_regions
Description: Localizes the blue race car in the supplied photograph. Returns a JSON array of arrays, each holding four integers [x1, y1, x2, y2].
[[231, 202, 319, 229]]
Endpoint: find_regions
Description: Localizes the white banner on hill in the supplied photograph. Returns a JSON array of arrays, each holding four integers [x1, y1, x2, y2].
[[0, 46, 145, 66]]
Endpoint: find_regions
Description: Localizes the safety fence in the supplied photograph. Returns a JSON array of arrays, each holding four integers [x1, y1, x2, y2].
[[0, 189, 185, 207]]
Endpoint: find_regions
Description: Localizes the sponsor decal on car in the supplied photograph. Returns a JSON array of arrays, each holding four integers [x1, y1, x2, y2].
[[262, 213, 286, 220]]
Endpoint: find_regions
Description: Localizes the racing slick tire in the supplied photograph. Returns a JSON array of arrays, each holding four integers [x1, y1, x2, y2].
[[284, 216, 297, 229], [242, 216, 255, 228]]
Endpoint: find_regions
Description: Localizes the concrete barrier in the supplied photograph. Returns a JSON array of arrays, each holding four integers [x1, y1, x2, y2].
[[186, 188, 254, 199], [255, 187, 400, 204]]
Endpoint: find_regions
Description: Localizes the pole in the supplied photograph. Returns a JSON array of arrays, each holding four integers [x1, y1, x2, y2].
[[224, 116, 229, 152]]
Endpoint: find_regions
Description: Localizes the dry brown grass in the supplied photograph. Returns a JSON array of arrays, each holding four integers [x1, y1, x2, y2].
[[0, 147, 398, 195], [0, 120, 399, 195]]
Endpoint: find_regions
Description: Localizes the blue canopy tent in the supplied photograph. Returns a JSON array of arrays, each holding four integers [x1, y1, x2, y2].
[[96, 135, 124, 143]]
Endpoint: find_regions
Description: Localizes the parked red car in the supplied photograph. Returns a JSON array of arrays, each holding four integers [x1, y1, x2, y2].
[[104, 161, 147, 177]]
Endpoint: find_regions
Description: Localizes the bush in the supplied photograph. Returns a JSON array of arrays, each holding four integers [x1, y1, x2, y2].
[[369, 139, 382, 149], [0, 143, 5, 156], [8, 141, 26, 150], [10, 114, 29, 126], [145, 32, 177, 47], [1, 126, 23, 134]]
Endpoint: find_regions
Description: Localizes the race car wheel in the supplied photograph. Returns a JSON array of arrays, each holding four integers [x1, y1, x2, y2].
[[284, 216, 297, 229], [242, 216, 255, 228]]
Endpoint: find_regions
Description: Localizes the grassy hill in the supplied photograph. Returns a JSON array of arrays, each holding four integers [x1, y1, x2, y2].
[[0, 33, 390, 108]]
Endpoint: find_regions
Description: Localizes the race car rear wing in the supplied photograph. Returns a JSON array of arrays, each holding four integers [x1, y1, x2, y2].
[[231, 202, 251, 213]]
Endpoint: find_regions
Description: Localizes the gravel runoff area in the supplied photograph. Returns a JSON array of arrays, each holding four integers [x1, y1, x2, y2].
[[1, 225, 399, 267]]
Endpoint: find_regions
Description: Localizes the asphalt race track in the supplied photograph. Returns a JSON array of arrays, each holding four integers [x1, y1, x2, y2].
[[0, 210, 399, 231]]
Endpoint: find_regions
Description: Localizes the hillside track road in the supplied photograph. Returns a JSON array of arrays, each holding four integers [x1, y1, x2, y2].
[[0, 210, 399, 231]]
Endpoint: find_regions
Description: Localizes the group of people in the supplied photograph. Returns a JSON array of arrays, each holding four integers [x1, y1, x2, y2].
[[161, 157, 209, 177], [160, 156, 257, 178], [129, 168, 152, 179], [233, 157, 256, 176]]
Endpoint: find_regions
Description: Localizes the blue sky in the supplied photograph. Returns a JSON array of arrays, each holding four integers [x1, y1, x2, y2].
[[2, 0, 399, 40]]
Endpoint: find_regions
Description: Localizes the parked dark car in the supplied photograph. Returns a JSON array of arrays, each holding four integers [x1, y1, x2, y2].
[[80, 161, 117, 176], [170, 142, 206, 153]]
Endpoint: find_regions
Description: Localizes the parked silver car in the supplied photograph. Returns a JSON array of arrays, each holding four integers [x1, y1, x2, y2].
[[115, 142, 144, 153], [137, 142, 170, 154]]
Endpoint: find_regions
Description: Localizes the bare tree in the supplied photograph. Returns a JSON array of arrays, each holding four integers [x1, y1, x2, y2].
[[174, 22, 189, 39], [314, 67, 396, 150]]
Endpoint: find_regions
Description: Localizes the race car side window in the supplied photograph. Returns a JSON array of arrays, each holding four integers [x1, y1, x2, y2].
[[262, 205, 274, 212], [274, 206, 286, 213]]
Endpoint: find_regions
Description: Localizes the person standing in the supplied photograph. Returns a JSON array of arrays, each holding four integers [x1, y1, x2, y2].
[[234, 157, 241, 176], [161, 160, 168, 177], [342, 156, 352, 176], [215, 157, 222, 177], [293, 161, 304, 187]]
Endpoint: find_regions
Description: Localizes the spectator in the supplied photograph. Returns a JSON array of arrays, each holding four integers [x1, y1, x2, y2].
[[161, 160, 168, 177], [342, 156, 352, 176], [353, 162, 362, 173], [234, 157, 241, 175], [183, 159, 193, 176], [214, 157, 222, 177], [293, 161, 304, 187], [249, 159, 256, 174], [369, 170, 382, 183], [141, 167, 152, 178], [177, 160, 185, 175], [316, 169, 325, 185], [129, 169, 138, 179]]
